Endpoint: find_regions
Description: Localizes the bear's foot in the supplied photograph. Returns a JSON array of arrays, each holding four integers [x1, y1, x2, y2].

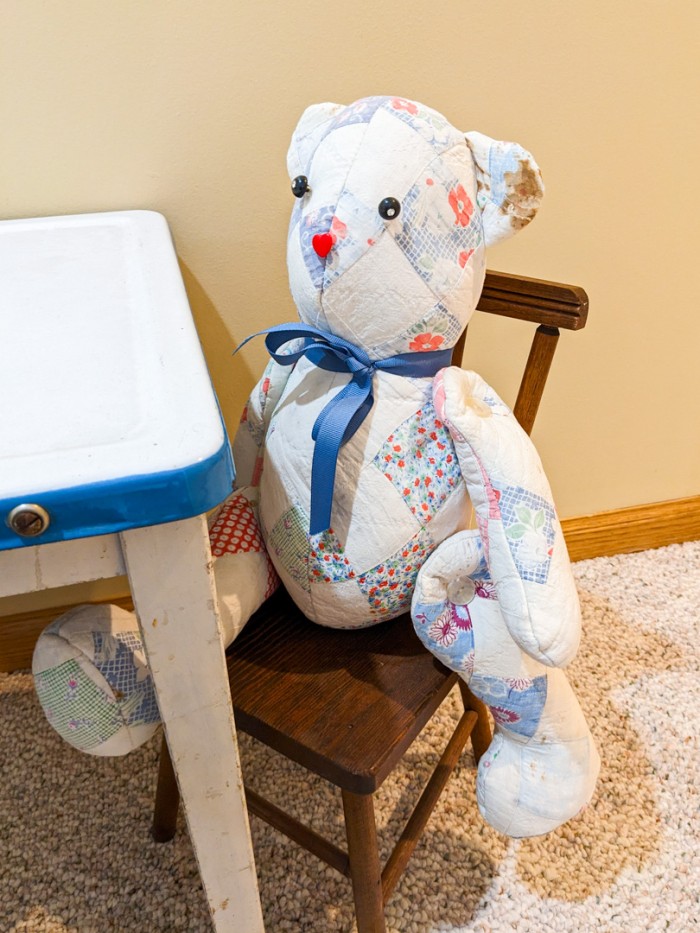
[[208, 487, 279, 643], [475, 682, 600, 837]]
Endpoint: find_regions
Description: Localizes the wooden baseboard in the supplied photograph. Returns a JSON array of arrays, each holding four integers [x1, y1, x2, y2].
[[0, 595, 134, 674], [1, 496, 698, 672], [561, 494, 700, 562]]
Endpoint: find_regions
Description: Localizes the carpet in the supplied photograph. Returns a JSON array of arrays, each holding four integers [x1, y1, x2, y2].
[[1, 541, 699, 932]]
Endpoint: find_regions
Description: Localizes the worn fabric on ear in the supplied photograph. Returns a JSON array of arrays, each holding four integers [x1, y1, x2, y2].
[[465, 131, 544, 247]]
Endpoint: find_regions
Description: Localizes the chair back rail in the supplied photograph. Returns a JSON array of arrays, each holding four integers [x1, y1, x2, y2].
[[478, 270, 589, 330]]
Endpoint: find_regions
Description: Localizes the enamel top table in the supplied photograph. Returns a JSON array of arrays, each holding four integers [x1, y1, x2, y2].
[[0, 210, 264, 932]]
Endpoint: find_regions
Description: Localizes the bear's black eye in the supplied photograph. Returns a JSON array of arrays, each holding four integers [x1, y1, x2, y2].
[[378, 197, 401, 220], [291, 175, 310, 198]]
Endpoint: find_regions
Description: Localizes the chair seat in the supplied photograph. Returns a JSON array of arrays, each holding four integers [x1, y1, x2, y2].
[[226, 588, 458, 794]]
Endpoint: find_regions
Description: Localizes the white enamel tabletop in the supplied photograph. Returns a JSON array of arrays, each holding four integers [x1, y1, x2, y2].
[[0, 211, 233, 548], [0, 210, 226, 497]]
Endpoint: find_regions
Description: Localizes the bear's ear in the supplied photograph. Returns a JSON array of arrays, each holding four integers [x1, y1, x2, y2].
[[287, 102, 345, 178], [465, 131, 544, 247]]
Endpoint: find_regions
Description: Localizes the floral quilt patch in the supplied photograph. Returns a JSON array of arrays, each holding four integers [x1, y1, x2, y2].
[[413, 594, 548, 737], [357, 529, 434, 618], [470, 672, 548, 738], [33, 634, 160, 752], [34, 659, 125, 751], [392, 161, 482, 298], [498, 485, 556, 584], [372, 302, 463, 358], [407, 303, 463, 349], [309, 528, 354, 584], [413, 599, 476, 670], [373, 396, 463, 525]]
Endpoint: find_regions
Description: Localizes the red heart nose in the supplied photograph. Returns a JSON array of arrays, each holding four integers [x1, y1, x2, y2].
[[312, 232, 335, 258]]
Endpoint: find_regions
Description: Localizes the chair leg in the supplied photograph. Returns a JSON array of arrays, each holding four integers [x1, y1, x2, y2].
[[458, 681, 492, 764], [151, 733, 181, 842], [341, 790, 386, 933]]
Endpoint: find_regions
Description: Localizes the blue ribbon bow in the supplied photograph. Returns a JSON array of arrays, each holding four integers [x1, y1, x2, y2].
[[237, 323, 452, 535]]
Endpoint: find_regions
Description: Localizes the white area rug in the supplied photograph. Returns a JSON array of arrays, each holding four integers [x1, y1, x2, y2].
[[1, 541, 699, 932]]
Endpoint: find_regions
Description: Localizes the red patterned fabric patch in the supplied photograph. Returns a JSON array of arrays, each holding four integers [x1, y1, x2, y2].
[[209, 495, 265, 556], [357, 528, 434, 619]]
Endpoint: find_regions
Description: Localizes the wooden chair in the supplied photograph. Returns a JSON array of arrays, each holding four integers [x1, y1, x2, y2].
[[152, 271, 588, 932]]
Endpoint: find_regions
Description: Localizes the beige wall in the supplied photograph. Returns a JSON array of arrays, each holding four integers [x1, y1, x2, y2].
[[2, 1, 699, 613]]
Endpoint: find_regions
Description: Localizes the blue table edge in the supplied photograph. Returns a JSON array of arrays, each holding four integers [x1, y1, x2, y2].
[[0, 439, 235, 552]]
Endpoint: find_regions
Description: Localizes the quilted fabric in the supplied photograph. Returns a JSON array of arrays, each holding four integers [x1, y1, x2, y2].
[[32, 605, 160, 756], [412, 370, 600, 837], [31, 488, 278, 756], [210, 487, 280, 644], [239, 94, 595, 837], [257, 362, 469, 627], [245, 95, 543, 628], [286, 96, 488, 358]]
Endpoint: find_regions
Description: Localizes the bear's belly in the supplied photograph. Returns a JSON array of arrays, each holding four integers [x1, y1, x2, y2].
[[258, 360, 469, 628]]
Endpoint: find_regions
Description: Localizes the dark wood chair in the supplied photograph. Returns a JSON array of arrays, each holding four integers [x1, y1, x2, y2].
[[152, 271, 588, 932]]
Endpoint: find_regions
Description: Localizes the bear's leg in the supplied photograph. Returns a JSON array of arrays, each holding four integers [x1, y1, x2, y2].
[[208, 486, 279, 644], [33, 487, 278, 756], [412, 531, 600, 837]]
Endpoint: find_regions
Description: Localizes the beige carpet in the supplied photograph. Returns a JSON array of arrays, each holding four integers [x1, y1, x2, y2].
[[1, 540, 699, 932]]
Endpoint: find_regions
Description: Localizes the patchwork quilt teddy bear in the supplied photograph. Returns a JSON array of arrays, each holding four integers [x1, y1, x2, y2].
[[33, 95, 599, 838]]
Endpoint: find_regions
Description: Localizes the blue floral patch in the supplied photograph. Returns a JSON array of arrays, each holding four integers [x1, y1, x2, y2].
[[309, 528, 354, 584], [358, 529, 434, 618], [373, 395, 463, 525], [498, 485, 556, 584], [413, 595, 548, 739], [470, 673, 548, 738], [391, 160, 482, 298], [413, 599, 475, 671]]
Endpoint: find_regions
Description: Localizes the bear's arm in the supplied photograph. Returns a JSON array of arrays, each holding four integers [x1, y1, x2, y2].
[[232, 358, 294, 489], [432, 365, 581, 667]]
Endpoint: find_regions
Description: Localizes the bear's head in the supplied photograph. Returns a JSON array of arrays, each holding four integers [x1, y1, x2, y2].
[[286, 96, 543, 358]]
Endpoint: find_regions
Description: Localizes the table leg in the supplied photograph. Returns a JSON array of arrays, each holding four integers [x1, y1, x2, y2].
[[120, 515, 264, 933]]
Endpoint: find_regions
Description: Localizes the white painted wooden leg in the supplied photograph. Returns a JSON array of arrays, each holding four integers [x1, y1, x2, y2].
[[120, 515, 264, 933]]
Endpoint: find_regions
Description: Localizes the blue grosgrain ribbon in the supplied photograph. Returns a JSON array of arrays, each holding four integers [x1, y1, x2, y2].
[[237, 323, 452, 535]]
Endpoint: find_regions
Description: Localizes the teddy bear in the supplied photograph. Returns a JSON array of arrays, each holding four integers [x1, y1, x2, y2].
[[234, 94, 538, 627], [230, 95, 599, 837], [33, 95, 599, 838]]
